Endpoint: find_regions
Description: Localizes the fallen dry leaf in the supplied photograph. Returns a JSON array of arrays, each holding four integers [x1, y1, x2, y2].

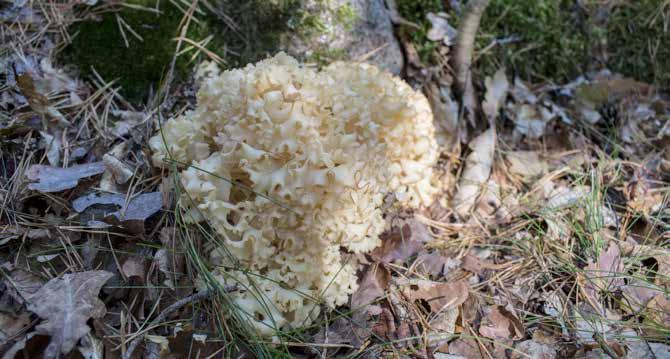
[[583, 242, 625, 299], [26, 270, 113, 358], [121, 257, 146, 282], [398, 278, 469, 313], [511, 340, 557, 359], [505, 151, 547, 180], [644, 294, 670, 334], [351, 265, 389, 315], [546, 185, 591, 209], [448, 338, 486, 359], [482, 68, 509, 121], [26, 162, 105, 192], [312, 312, 371, 348], [427, 305, 459, 346], [510, 104, 550, 139], [77, 333, 104, 359], [39, 131, 61, 167], [626, 340, 670, 358], [4, 268, 44, 305], [426, 12, 457, 45], [479, 305, 524, 341], [413, 251, 450, 279], [0, 311, 31, 352], [72, 192, 163, 233], [460, 254, 500, 275], [454, 128, 495, 218], [1, 332, 38, 359], [620, 242, 670, 288], [573, 304, 617, 344], [621, 277, 662, 313], [102, 153, 133, 185], [154, 226, 185, 288], [72, 192, 162, 221], [371, 217, 431, 264]]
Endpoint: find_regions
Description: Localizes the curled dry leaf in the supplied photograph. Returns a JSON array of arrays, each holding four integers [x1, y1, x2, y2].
[[512, 340, 557, 359], [1, 332, 38, 359], [397, 278, 469, 313], [4, 268, 44, 305], [39, 131, 61, 167], [351, 265, 389, 316], [583, 242, 624, 300], [371, 217, 432, 264], [626, 341, 670, 359], [505, 151, 547, 180], [99, 142, 130, 192], [121, 257, 146, 282], [479, 305, 524, 341], [413, 251, 451, 279], [26, 270, 113, 358], [155, 226, 185, 288], [448, 338, 486, 359], [510, 104, 550, 139], [15, 68, 66, 125], [26, 162, 105, 192], [482, 68, 509, 121], [313, 313, 371, 348], [0, 311, 31, 351], [426, 12, 458, 45], [545, 185, 591, 210], [72, 192, 163, 233], [454, 128, 495, 218], [102, 153, 133, 185], [427, 305, 460, 346]]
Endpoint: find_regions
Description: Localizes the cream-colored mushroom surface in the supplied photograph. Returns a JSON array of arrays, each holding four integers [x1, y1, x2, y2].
[[150, 53, 439, 335]]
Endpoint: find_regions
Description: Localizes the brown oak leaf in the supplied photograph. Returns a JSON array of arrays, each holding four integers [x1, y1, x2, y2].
[[26, 270, 112, 358]]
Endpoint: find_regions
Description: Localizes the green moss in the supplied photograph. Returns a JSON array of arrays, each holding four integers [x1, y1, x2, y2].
[[334, 3, 358, 31], [397, 0, 443, 64], [61, 0, 198, 102], [288, 1, 359, 39], [608, 0, 670, 89], [204, 0, 299, 66], [306, 47, 347, 67], [61, 0, 298, 103], [473, 0, 590, 81]]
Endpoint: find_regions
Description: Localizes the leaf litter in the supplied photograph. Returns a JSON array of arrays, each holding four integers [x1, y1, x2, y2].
[[1, 0, 670, 358]]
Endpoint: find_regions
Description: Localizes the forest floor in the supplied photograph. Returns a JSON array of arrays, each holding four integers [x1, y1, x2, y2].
[[0, 1, 669, 358]]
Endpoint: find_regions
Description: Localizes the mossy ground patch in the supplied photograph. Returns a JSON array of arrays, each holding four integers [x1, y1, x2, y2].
[[61, 0, 298, 103], [398, 0, 668, 88]]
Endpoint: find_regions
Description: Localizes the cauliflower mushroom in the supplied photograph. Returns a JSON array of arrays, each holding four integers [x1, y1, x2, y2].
[[150, 53, 440, 335]]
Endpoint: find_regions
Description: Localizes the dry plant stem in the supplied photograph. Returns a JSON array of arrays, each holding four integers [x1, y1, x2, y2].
[[453, 0, 490, 123], [122, 287, 232, 359]]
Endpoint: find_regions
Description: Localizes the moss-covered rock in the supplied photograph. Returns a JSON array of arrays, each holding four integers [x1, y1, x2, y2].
[[284, 0, 403, 74]]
